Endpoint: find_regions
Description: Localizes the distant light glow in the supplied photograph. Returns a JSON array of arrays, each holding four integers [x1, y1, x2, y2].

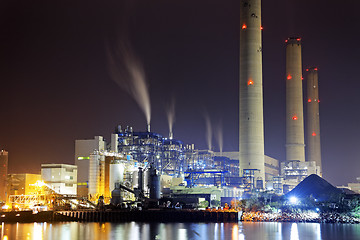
[[312, 132, 316, 136], [285, 39, 288, 43], [242, 24, 247, 29], [297, 38, 301, 41], [292, 116, 298, 120], [78, 157, 90, 160], [289, 196, 298, 204], [287, 75, 292, 80], [308, 99, 311, 103], [318, 100, 320, 103], [306, 69, 309, 72], [247, 80, 254, 85], [260, 26, 263, 30], [314, 68, 318, 71]]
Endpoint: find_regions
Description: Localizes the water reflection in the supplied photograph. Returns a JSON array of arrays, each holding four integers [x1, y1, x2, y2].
[[0, 222, 359, 240]]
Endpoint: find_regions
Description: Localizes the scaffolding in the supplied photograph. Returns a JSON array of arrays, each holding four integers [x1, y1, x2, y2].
[[8, 194, 46, 206]]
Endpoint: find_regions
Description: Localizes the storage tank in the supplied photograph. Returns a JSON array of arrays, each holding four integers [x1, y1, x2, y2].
[[109, 162, 125, 192]]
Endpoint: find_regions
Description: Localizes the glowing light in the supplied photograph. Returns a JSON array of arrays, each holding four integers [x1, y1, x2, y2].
[[242, 24, 247, 29], [232, 224, 239, 240], [287, 75, 292, 80], [318, 100, 320, 103], [306, 69, 309, 71], [35, 180, 45, 187], [260, 26, 263, 30], [308, 99, 311, 103], [292, 116, 298, 120], [289, 196, 298, 204], [247, 80, 254, 85], [314, 68, 318, 71], [285, 39, 288, 43], [296, 38, 301, 41], [3, 235, 8, 240], [301, 76, 304, 80], [312, 132, 316, 136], [1, 205, 9, 210]]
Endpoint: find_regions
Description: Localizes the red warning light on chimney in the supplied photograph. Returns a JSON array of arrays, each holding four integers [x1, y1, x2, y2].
[[312, 132, 317, 136], [287, 75, 292, 80], [242, 24, 247, 29], [247, 80, 254, 85], [260, 26, 263, 30], [308, 99, 311, 103], [292, 116, 298, 120]]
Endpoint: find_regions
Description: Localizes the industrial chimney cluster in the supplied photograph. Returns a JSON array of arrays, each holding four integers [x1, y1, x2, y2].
[[239, 0, 322, 190]]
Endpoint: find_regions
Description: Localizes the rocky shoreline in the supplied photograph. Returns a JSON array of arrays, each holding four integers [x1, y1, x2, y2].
[[241, 211, 360, 224]]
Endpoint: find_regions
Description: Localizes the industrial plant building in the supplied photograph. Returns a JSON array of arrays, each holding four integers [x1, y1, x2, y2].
[[0, 150, 8, 202], [41, 164, 78, 195], [7, 173, 41, 196]]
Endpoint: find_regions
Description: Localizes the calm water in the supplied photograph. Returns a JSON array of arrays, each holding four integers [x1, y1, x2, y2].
[[1, 222, 360, 240]]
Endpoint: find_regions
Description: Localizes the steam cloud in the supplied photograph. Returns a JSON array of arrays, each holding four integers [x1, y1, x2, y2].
[[204, 113, 212, 151], [166, 97, 176, 138], [107, 38, 151, 126], [215, 120, 223, 154]]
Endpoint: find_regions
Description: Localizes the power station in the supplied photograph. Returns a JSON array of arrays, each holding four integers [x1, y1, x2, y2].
[[239, 0, 265, 187], [306, 67, 322, 175]]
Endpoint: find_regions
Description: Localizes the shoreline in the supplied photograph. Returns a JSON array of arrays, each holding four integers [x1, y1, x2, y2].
[[1, 210, 359, 224]]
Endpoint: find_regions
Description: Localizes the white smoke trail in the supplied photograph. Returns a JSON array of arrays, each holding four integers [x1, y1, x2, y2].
[[107, 38, 151, 127], [166, 97, 176, 139], [215, 120, 223, 154], [204, 113, 212, 151]]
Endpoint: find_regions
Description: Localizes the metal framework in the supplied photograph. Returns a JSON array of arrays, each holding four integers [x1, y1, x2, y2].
[[8, 194, 46, 205]]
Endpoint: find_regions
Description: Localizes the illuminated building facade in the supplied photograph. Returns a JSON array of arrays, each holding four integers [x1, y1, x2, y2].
[[75, 136, 105, 197], [7, 173, 41, 196], [41, 164, 77, 195], [0, 150, 8, 201]]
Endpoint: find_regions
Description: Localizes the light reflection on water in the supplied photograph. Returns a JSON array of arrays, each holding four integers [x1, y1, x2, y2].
[[0, 222, 359, 240]]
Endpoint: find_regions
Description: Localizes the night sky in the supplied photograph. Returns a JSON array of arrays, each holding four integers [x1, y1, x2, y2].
[[1, 0, 359, 186]]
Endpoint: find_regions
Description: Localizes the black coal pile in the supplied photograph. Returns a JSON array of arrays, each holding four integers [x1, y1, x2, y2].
[[286, 174, 342, 201]]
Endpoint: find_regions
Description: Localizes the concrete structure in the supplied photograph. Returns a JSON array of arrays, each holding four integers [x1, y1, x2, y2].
[[7, 173, 41, 196], [75, 136, 105, 197], [239, 0, 265, 186], [214, 151, 279, 182], [306, 67, 322, 175], [285, 38, 305, 162], [41, 164, 77, 195], [278, 160, 320, 194], [0, 150, 8, 201]]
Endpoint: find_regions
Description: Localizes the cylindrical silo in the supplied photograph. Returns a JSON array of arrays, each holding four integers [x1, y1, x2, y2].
[[239, 0, 265, 186], [306, 67, 322, 175], [109, 162, 125, 192], [285, 37, 305, 162], [88, 153, 105, 197]]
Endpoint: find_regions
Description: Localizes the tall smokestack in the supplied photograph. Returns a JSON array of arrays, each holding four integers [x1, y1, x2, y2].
[[239, 0, 265, 184], [306, 67, 322, 175], [285, 37, 305, 162]]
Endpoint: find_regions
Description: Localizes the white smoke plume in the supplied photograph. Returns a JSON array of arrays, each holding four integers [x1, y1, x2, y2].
[[204, 113, 212, 151], [107, 37, 151, 127], [166, 97, 176, 139], [215, 120, 223, 154]]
